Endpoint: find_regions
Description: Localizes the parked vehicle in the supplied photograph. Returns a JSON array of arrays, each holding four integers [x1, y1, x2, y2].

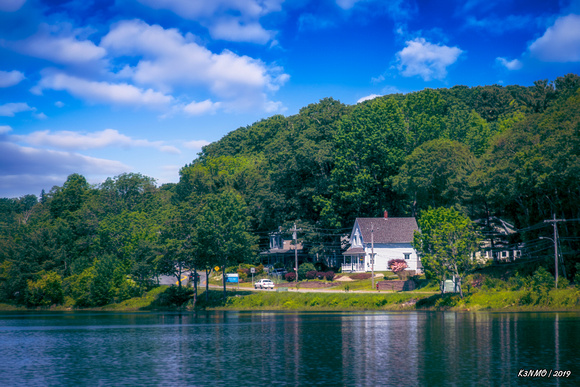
[[270, 268, 287, 277], [254, 279, 275, 289]]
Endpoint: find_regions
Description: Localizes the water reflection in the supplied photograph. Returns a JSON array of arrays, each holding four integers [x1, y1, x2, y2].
[[0, 311, 578, 386]]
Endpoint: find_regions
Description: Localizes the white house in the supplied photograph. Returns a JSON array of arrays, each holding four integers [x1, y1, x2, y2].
[[342, 212, 422, 273]]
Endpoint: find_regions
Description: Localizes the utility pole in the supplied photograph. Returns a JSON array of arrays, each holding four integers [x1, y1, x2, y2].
[[293, 223, 300, 282], [543, 215, 565, 288], [371, 223, 375, 290]]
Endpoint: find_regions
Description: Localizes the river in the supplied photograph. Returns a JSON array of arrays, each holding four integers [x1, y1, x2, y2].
[[0, 311, 578, 386]]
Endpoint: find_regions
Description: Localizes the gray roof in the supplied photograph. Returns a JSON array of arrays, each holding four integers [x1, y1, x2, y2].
[[343, 247, 365, 256], [355, 217, 418, 244]]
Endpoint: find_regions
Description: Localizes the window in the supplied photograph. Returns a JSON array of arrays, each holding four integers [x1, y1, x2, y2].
[[404, 253, 410, 260]]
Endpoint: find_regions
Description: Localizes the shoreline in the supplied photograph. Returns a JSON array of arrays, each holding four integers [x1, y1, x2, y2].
[[2, 286, 579, 313]]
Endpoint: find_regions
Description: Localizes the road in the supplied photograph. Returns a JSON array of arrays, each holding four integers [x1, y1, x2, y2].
[[158, 271, 208, 287]]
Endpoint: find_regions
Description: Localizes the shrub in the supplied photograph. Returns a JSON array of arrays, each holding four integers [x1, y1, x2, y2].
[[316, 271, 325, 280], [298, 263, 316, 280], [256, 264, 264, 274], [306, 270, 317, 280], [25, 271, 64, 307], [558, 278, 570, 288], [285, 272, 296, 282], [388, 259, 408, 280], [325, 271, 335, 281], [507, 272, 529, 290], [237, 269, 248, 283], [154, 286, 194, 307]]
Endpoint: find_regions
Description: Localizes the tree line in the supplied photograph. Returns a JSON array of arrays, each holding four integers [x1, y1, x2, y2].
[[1, 74, 578, 306]]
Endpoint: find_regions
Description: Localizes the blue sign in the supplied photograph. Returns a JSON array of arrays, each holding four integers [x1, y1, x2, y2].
[[226, 274, 239, 283]]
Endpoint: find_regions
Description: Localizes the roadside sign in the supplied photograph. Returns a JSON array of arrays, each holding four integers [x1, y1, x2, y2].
[[226, 273, 239, 283], [250, 268, 256, 274]]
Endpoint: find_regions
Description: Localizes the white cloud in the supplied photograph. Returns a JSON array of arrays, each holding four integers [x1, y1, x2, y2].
[[184, 140, 210, 150], [0, 0, 26, 12], [100, 20, 287, 111], [357, 94, 381, 103], [11, 24, 106, 66], [0, 125, 12, 134], [0, 102, 34, 117], [529, 14, 580, 62], [183, 99, 220, 115], [14, 128, 180, 154], [396, 38, 463, 81], [209, 19, 273, 44], [137, 0, 283, 44], [496, 57, 523, 70], [159, 145, 181, 154], [34, 71, 173, 108], [0, 70, 25, 87], [0, 141, 130, 197]]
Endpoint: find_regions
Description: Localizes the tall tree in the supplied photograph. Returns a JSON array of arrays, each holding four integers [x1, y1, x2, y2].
[[393, 139, 475, 215], [413, 207, 480, 297], [320, 96, 409, 227], [194, 189, 258, 300]]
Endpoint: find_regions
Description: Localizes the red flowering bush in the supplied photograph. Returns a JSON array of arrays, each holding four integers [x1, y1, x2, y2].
[[388, 259, 408, 279], [306, 270, 317, 280], [324, 271, 335, 281], [285, 272, 296, 282]]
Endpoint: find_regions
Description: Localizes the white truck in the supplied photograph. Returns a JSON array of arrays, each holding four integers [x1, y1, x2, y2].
[[254, 279, 275, 289]]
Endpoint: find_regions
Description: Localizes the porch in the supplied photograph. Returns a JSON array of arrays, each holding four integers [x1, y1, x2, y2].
[[342, 247, 366, 273]]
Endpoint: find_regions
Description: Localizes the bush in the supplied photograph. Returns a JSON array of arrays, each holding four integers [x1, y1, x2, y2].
[[306, 270, 317, 280], [316, 271, 325, 279], [298, 263, 316, 280], [285, 272, 296, 282], [558, 278, 570, 288], [325, 271, 335, 281], [154, 286, 194, 307], [237, 269, 248, 283], [25, 271, 64, 307]]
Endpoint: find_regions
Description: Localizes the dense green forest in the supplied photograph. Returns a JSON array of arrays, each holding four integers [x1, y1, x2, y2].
[[1, 74, 579, 307]]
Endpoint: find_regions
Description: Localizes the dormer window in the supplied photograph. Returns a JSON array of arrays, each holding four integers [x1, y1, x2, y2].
[[353, 228, 362, 246]]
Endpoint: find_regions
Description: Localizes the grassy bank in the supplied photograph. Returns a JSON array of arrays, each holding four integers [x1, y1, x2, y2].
[[220, 291, 421, 310], [1, 285, 578, 313]]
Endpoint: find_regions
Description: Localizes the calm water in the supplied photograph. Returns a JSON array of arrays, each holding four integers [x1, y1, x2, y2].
[[0, 311, 578, 386]]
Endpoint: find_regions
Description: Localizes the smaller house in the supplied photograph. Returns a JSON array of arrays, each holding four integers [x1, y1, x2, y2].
[[474, 216, 521, 263], [259, 230, 305, 268], [342, 212, 422, 273]]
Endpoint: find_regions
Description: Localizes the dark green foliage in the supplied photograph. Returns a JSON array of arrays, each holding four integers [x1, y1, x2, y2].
[[414, 207, 480, 297], [1, 75, 579, 308], [152, 286, 194, 307], [298, 263, 316, 280]]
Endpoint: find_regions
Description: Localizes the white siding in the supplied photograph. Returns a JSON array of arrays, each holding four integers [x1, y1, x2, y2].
[[362, 243, 421, 272]]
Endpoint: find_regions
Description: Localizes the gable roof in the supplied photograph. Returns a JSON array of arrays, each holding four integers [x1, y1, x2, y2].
[[355, 217, 418, 244]]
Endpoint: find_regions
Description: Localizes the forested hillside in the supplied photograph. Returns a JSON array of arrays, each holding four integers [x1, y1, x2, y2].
[[1, 74, 579, 307]]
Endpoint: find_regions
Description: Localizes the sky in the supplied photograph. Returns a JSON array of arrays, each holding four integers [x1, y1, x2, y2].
[[1, 0, 579, 198]]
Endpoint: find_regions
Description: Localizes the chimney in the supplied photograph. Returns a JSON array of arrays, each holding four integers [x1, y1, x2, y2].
[[384, 210, 388, 218]]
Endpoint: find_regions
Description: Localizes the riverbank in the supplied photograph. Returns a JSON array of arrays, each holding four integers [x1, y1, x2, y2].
[[2, 285, 578, 313]]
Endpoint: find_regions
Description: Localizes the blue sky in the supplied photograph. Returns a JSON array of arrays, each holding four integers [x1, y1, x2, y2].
[[1, 0, 579, 198]]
